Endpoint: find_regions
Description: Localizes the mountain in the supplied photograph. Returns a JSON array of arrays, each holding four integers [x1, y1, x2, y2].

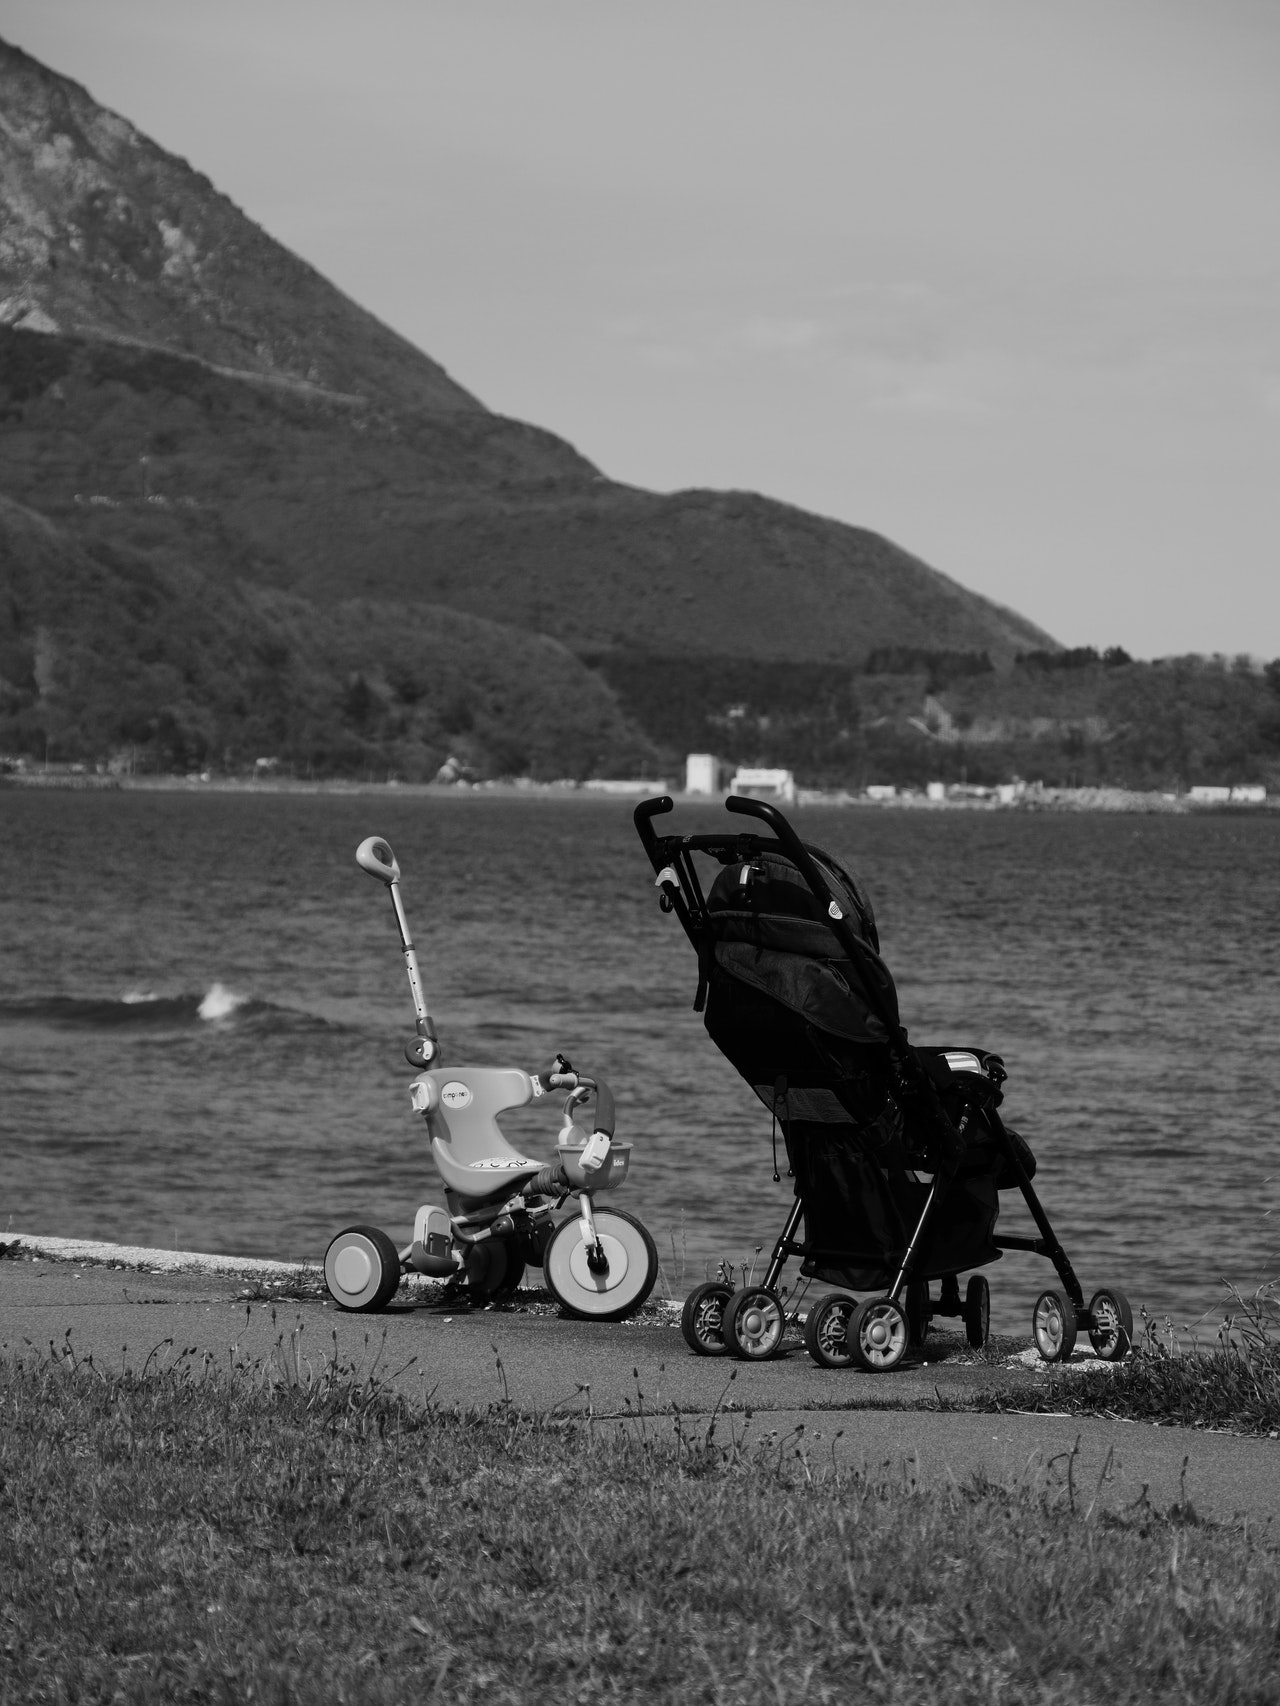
[[0, 36, 1059, 778], [0, 39, 479, 414]]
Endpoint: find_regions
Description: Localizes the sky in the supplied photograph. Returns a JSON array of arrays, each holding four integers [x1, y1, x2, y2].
[[6, 0, 1280, 658]]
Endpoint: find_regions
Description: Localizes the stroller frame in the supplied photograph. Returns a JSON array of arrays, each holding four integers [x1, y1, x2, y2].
[[636, 793, 1127, 1368]]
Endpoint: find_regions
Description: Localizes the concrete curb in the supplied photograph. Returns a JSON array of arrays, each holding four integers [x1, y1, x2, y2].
[[4, 1232, 316, 1279]]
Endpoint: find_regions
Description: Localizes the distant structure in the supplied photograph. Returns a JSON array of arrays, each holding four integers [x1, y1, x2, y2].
[[1188, 784, 1266, 804], [685, 752, 720, 795], [730, 766, 797, 805]]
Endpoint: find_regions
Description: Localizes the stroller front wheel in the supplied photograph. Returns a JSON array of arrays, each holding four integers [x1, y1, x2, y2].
[[847, 1296, 910, 1372], [723, 1286, 787, 1360], [1087, 1286, 1133, 1360], [1032, 1287, 1078, 1362], [681, 1282, 734, 1356], [543, 1207, 658, 1321]]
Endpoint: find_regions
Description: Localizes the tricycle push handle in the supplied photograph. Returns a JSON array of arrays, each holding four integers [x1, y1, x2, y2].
[[356, 835, 434, 1050], [356, 836, 401, 885]]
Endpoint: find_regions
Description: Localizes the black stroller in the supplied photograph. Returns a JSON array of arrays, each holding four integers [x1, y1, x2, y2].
[[635, 794, 1133, 1371]]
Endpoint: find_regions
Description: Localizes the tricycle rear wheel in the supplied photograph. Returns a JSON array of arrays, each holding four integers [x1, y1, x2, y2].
[[324, 1225, 402, 1312]]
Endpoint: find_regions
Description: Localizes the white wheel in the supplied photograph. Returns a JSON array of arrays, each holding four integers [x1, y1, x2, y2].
[[847, 1295, 910, 1372], [1032, 1287, 1077, 1362], [324, 1225, 401, 1312], [542, 1208, 658, 1320], [723, 1286, 786, 1360]]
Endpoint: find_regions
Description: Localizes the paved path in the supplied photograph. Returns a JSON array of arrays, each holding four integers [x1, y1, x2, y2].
[[3, 1249, 1276, 1537]]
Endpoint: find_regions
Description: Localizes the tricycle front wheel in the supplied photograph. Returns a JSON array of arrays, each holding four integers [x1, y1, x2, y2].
[[543, 1208, 658, 1321]]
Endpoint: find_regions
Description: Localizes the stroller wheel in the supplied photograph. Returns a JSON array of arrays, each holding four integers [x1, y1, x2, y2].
[[723, 1287, 786, 1360], [1087, 1286, 1133, 1360], [803, 1291, 858, 1369], [681, 1282, 733, 1356], [324, 1225, 402, 1313], [1032, 1287, 1078, 1362], [465, 1240, 526, 1301], [847, 1296, 909, 1372], [543, 1208, 659, 1321], [964, 1275, 991, 1348]]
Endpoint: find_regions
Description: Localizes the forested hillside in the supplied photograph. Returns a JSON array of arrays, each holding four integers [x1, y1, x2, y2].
[[598, 648, 1280, 791]]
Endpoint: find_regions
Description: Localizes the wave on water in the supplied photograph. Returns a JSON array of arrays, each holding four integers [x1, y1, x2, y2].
[[197, 981, 249, 1022], [0, 983, 291, 1031]]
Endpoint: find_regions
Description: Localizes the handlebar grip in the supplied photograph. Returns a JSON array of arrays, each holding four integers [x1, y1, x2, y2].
[[590, 1077, 616, 1139], [539, 1070, 616, 1137]]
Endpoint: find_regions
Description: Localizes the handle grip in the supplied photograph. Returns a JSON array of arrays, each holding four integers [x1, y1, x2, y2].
[[546, 1073, 617, 1138], [356, 836, 400, 885], [633, 795, 674, 861]]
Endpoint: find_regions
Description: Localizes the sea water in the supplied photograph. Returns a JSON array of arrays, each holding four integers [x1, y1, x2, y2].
[[2, 787, 1277, 1335]]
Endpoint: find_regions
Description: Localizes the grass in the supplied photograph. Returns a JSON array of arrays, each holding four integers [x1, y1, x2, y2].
[[2, 1330, 1279, 1705]]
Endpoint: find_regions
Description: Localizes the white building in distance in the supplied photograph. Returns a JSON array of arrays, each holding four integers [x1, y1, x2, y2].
[[730, 766, 797, 805]]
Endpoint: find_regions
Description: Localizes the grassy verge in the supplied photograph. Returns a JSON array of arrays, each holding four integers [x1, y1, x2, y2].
[[3, 1338, 1279, 1704], [979, 1284, 1280, 1438]]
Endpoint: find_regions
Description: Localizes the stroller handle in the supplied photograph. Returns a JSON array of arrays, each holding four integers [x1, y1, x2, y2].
[[633, 795, 674, 859], [725, 795, 831, 898], [725, 793, 901, 1036]]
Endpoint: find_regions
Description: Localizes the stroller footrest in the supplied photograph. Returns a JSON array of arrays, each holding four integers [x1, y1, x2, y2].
[[994, 1234, 1049, 1255]]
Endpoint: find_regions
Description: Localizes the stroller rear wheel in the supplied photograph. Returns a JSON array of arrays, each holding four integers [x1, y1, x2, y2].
[[905, 1281, 930, 1348], [681, 1282, 733, 1356], [1032, 1287, 1077, 1362], [1087, 1286, 1133, 1360], [847, 1296, 910, 1372], [324, 1225, 402, 1312], [723, 1286, 787, 1360], [804, 1291, 858, 1369], [964, 1274, 991, 1348], [543, 1208, 659, 1321]]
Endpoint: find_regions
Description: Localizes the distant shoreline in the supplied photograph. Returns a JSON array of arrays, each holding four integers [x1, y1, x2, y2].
[[3, 771, 1276, 813]]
